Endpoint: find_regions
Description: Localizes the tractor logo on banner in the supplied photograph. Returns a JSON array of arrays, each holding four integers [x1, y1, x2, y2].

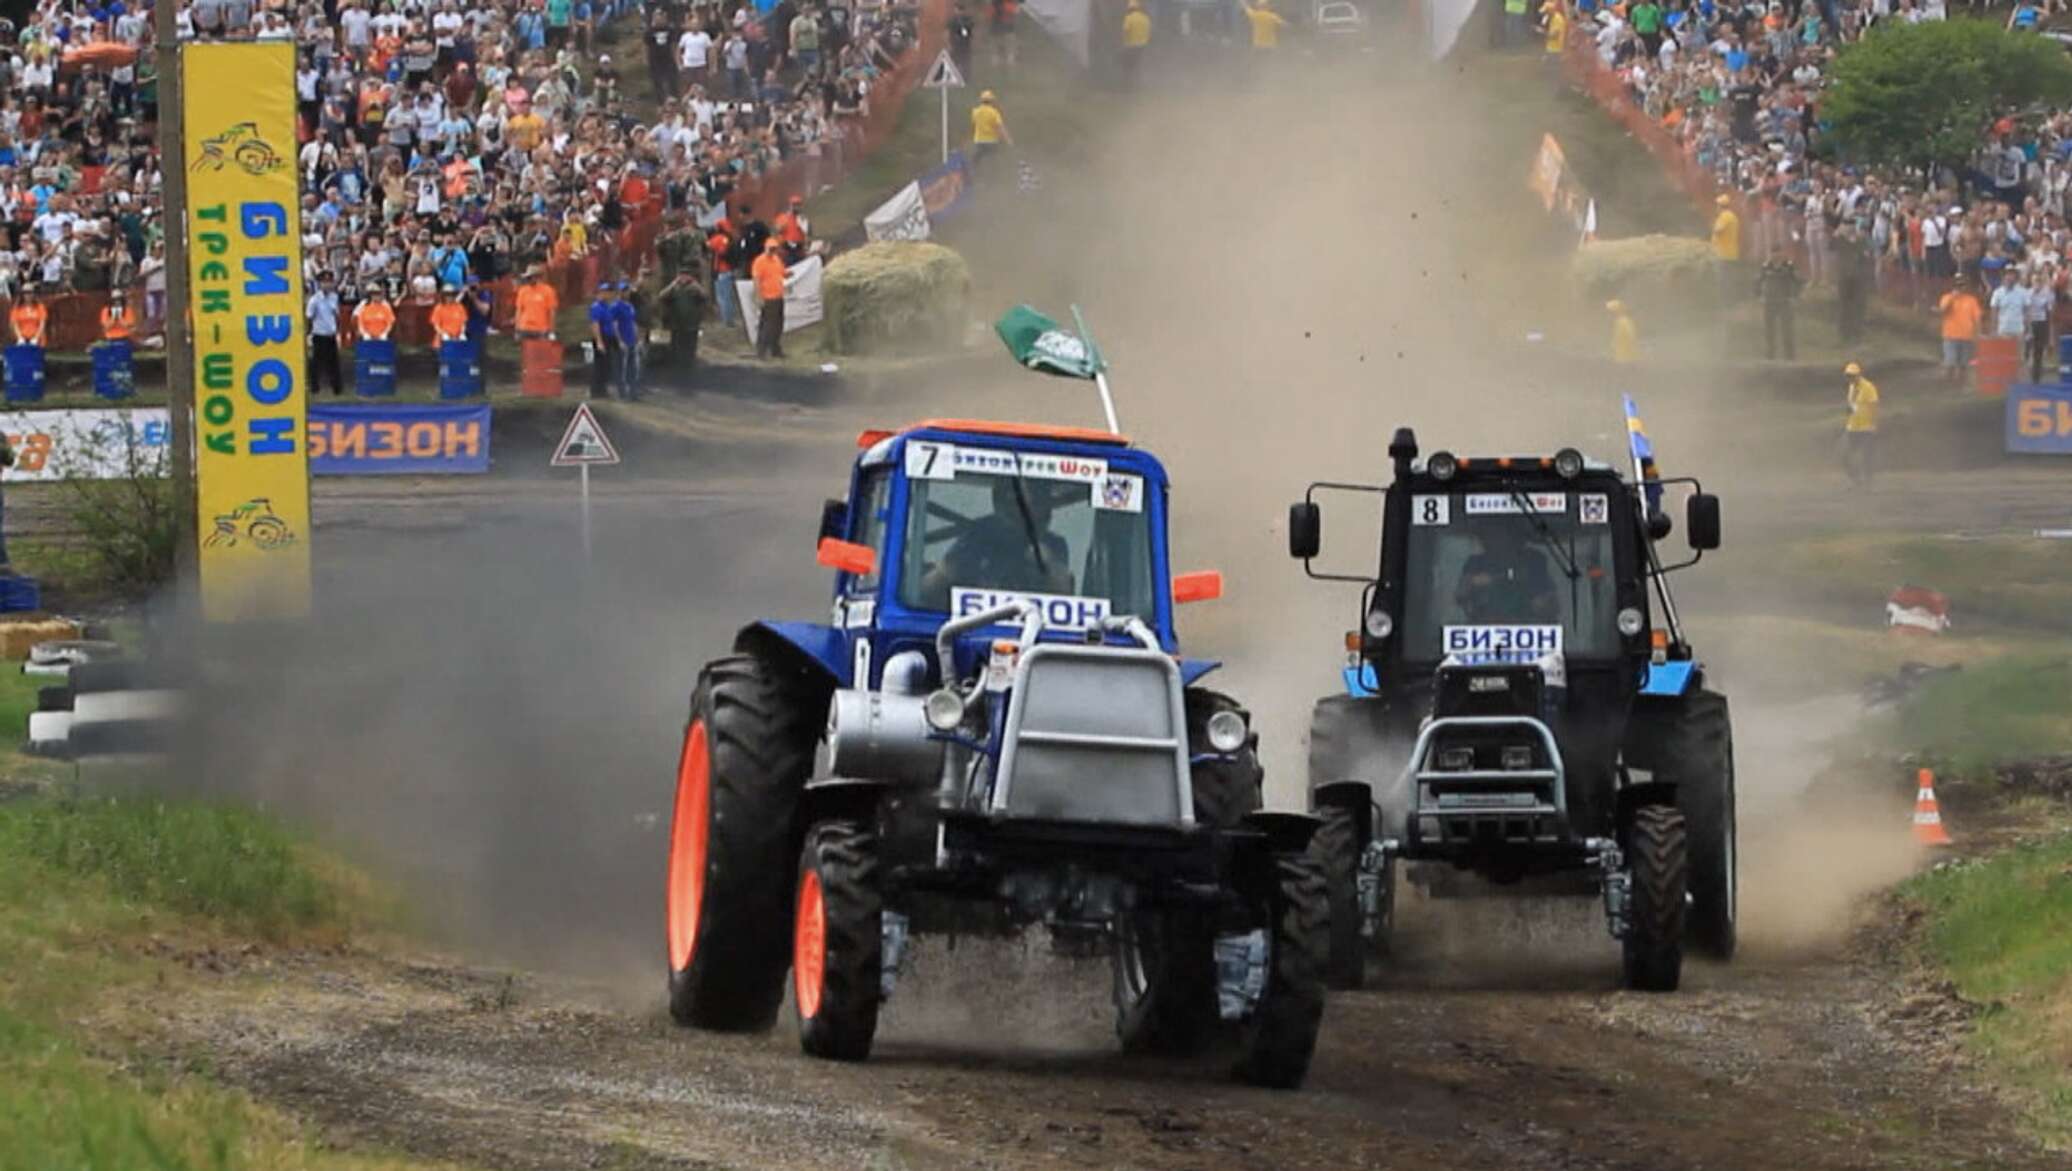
[[191, 122, 288, 176], [204, 499, 298, 550]]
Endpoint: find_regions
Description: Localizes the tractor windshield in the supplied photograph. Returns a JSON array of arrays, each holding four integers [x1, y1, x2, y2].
[[1399, 488, 1622, 662], [900, 454, 1155, 625]]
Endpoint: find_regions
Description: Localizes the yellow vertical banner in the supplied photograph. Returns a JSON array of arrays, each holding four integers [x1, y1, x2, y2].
[[183, 42, 312, 622]]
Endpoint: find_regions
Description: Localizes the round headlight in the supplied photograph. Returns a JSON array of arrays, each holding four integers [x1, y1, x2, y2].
[[1554, 447, 1585, 479], [1363, 608, 1394, 639], [924, 689, 966, 732], [1428, 451, 1459, 481], [1205, 709, 1248, 753], [1617, 607, 1646, 637]]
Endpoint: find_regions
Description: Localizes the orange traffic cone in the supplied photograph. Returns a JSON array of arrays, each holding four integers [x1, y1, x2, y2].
[[1913, 768, 1954, 847]]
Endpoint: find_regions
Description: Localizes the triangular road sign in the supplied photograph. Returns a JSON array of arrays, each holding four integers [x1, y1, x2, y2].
[[552, 402, 622, 467], [921, 48, 965, 89]]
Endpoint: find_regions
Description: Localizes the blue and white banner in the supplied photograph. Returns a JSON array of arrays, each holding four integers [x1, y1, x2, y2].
[[2006, 382, 2072, 454], [920, 150, 973, 222], [0, 408, 169, 482], [308, 402, 491, 475]]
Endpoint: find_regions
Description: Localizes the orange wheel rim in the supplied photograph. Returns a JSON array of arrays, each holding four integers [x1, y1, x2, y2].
[[794, 870, 826, 1020], [666, 720, 711, 972]]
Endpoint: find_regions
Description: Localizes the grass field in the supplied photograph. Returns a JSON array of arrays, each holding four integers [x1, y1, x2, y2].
[[1904, 833, 2072, 1148], [0, 672, 451, 1171]]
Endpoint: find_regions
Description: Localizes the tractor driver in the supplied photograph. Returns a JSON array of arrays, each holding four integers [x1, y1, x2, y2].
[[1455, 522, 1559, 624], [919, 476, 1077, 607]]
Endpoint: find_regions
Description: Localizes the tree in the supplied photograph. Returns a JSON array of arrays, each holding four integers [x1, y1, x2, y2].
[[1823, 19, 2072, 172]]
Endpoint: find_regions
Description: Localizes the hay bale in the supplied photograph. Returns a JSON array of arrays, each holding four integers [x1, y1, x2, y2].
[[1570, 234, 1719, 311], [0, 617, 83, 661], [823, 242, 972, 356]]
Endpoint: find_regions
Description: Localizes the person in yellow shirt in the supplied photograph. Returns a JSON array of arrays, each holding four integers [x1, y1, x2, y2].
[[971, 90, 1011, 169], [1541, 0, 1567, 55], [1842, 362, 1879, 485], [1608, 299, 1638, 363], [1711, 192, 1741, 306], [1120, 0, 1151, 88], [1243, 0, 1286, 50]]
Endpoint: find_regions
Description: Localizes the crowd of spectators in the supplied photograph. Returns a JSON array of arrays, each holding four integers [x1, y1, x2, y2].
[[0, 0, 925, 346], [1566, 0, 2072, 330]]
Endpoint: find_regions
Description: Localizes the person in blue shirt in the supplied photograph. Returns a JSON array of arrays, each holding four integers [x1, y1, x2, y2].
[[431, 233, 469, 289], [609, 282, 641, 399], [465, 276, 492, 349], [589, 283, 622, 400]]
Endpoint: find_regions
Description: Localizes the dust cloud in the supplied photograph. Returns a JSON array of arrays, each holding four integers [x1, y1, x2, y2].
[[158, 51, 1894, 1007]]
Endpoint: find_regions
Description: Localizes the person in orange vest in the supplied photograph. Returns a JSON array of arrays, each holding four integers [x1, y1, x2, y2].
[[99, 290, 136, 341], [10, 286, 48, 347], [353, 285, 397, 341], [774, 195, 810, 264], [515, 264, 560, 339], [429, 284, 470, 345], [707, 216, 738, 328], [750, 236, 789, 360]]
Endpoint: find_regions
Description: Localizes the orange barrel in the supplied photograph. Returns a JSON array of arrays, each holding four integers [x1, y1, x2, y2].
[[1974, 335, 2020, 397], [521, 339, 564, 398]]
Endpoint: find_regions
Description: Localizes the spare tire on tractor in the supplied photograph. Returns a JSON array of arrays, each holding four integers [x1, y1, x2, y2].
[[666, 651, 826, 1032]]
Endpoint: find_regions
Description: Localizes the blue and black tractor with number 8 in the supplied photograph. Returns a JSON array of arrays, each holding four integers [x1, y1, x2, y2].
[[1289, 407, 1735, 993], [664, 418, 1330, 1088]]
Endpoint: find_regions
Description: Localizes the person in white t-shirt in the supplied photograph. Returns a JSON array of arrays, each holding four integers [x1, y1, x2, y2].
[[679, 26, 714, 85]]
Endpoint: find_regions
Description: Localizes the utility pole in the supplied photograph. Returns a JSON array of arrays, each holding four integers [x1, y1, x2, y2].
[[155, 0, 197, 610]]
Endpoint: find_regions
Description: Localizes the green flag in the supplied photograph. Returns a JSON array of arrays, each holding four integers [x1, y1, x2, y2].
[[995, 304, 1101, 380]]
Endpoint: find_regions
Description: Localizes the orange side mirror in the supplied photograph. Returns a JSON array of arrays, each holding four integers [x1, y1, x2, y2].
[[1173, 570, 1223, 604], [817, 537, 877, 577]]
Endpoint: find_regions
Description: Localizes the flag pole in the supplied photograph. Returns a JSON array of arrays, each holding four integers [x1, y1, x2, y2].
[[1070, 304, 1118, 434]]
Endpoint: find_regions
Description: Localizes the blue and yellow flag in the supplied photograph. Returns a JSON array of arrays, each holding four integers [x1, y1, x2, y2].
[[1622, 394, 1664, 513]]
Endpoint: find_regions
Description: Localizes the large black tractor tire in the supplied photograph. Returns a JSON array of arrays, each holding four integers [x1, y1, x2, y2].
[[665, 654, 823, 1032], [1621, 803, 1688, 993], [1311, 804, 1385, 991], [1185, 689, 1263, 830], [793, 820, 882, 1062], [1234, 850, 1329, 1089], [1114, 911, 1219, 1057], [1673, 692, 1738, 961]]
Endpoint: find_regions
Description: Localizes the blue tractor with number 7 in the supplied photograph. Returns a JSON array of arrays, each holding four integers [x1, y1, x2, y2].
[[1287, 403, 1734, 993], [664, 418, 1329, 1087]]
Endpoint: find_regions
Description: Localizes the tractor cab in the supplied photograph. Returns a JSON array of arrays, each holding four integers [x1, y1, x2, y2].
[[785, 419, 1224, 693]]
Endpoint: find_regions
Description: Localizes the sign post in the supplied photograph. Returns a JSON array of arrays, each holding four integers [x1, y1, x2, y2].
[[551, 402, 622, 562], [921, 49, 966, 166]]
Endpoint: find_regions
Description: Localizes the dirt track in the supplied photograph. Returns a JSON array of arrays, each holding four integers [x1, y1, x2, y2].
[[154, 903, 2049, 1171]]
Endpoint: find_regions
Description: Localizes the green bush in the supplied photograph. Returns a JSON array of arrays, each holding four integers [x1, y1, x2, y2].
[[1826, 19, 2072, 171]]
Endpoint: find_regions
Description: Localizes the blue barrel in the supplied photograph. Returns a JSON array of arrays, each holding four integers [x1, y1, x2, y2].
[[91, 340, 135, 400], [2058, 334, 2072, 383], [4, 344, 44, 403], [354, 338, 398, 397], [438, 339, 482, 399]]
